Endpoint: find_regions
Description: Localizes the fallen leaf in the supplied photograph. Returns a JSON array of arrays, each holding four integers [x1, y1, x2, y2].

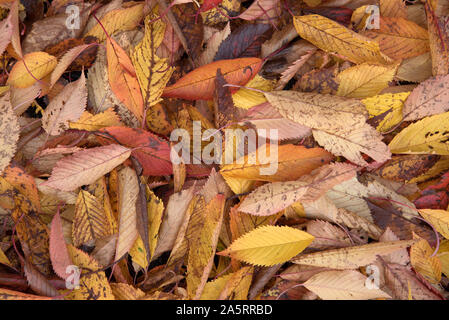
[[303, 270, 391, 300], [162, 58, 263, 100], [239, 163, 357, 216], [292, 240, 417, 269], [218, 225, 314, 266], [42, 72, 87, 135], [293, 14, 392, 65], [7, 51, 57, 88], [42, 144, 131, 191]]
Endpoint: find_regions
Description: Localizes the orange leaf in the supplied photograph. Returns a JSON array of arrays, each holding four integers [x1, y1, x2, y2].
[[106, 37, 144, 121], [162, 57, 263, 100], [49, 210, 73, 280]]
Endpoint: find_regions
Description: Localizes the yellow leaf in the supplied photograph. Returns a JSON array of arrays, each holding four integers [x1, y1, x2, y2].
[[293, 14, 392, 65], [0, 247, 11, 267], [380, 0, 407, 18], [232, 75, 275, 109], [84, 3, 145, 42], [166, 195, 205, 268], [200, 266, 253, 300], [222, 175, 255, 194], [147, 187, 164, 260], [229, 204, 281, 242], [69, 108, 122, 131], [389, 112, 449, 154], [72, 190, 113, 247], [362, 92, 410, 132], [336, 63, 399, 99], [11, 199, 51, 275], [8, 52, 57, 88], [129, 236, 148, 270], [410, 236, 441, 283], [65, 244, 115, 300], [131, 11, 173, 111], [86, 177, 117, 234], [153, 186, 195, 258], [0, 86, 9, 95], [363, 17, 429, 60], [218, 225, 314, 266], [419, 209, 449, 239], [292, 240, 417, 269], [437, 240, 449, 278], [409, 156, 449, 184], [201, 0, 241, 25], [110, 283, 145, 300], [187, 194, 226, 299], [130, 187, 164, 268]]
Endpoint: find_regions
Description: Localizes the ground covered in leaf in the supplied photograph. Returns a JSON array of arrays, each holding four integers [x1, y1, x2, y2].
[[0, 0, 449, 301]]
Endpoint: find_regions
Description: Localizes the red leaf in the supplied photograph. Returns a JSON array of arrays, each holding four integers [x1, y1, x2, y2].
[[97, 127, 173, 176], [414, 171, 449, 209]]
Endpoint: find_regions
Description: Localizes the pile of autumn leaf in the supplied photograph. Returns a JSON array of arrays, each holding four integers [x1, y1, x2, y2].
[[0, 0, 449, 300]]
